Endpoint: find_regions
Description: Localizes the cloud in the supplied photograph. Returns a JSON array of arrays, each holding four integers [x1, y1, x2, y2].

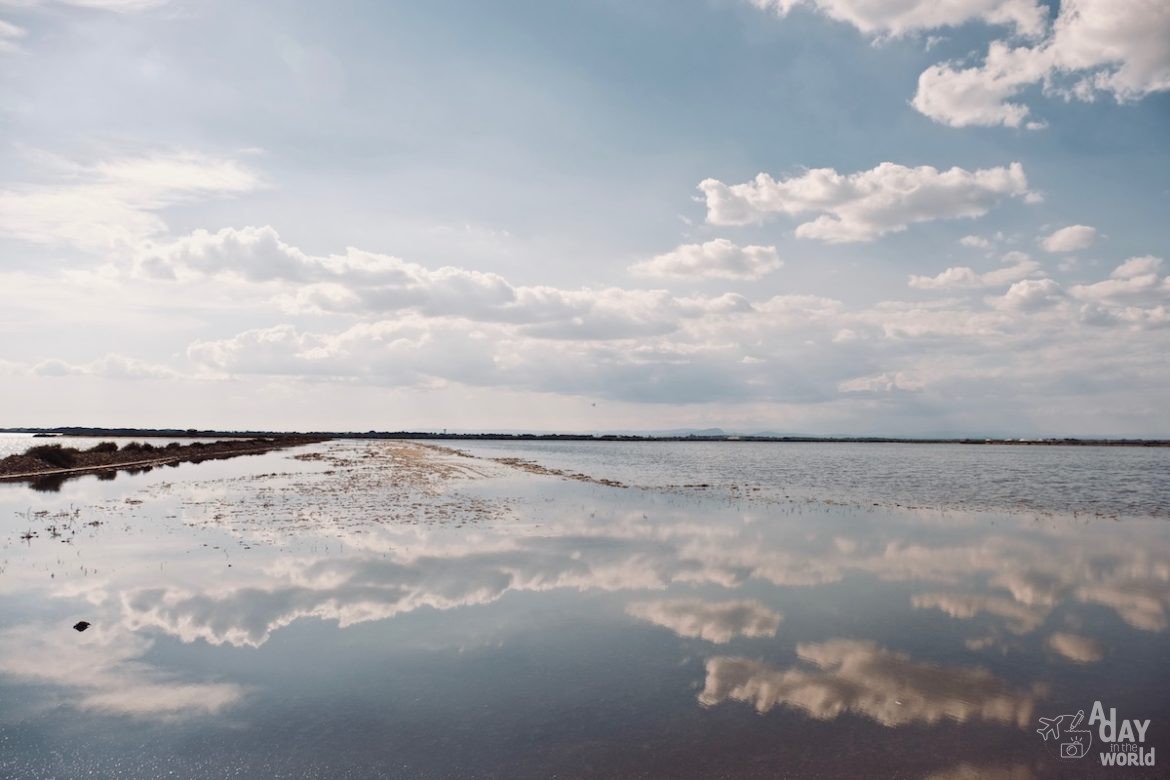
[[626, 598, 781, 643], [959, 235, 991, 249], [838, 371, 924, 393], [29, 353, 178, 380], [699, 640, 1041, 727], [1070, 256, 1167, 302], [698, 162, 1031, 242], [0, 151, 261, 253], [629, 239, 782, 280], [1047, 632, 1104, 663], [0, 18, 24, 53], [141, 226, 754, 341], [749, 0, 1047, 38], [1, 0, 169, 11], [1041, 224, 1097, 253], [913, 0, 1170, 127], [909, 254, 1039, 289], [991, 278, 1065, 310]]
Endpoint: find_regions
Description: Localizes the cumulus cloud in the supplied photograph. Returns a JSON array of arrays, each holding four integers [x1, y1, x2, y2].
[[749, 0, 1048, 38], [1070, 256, 1167, 302], [700, 640, 1041, 727], [166, 243, 1170, 409], [837, 371, 924, 393], [959, 234, 992, 249], [909, 253, 1039, 290], [913, 0, 1170, 127], [1041, 224, 1097, 252], [29, 353, 178, 380], [991, 278, 1065, 310], [698, 162, 1031, 242], [0, 151, 261, 252], [141, 226, 754, 341], [626, 598, 781, 643], [629, 239, 782, 280]]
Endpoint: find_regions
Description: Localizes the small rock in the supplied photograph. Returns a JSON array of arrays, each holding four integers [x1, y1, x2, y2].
[[73, 621, 91, 632]]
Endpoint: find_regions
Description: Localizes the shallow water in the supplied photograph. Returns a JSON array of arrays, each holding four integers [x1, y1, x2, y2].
[[0, 440, 1167, 778]]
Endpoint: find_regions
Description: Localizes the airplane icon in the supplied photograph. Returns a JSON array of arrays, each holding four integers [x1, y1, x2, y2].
[[1037, 710, 1086, 743], [1036, 715, 1064, 741]]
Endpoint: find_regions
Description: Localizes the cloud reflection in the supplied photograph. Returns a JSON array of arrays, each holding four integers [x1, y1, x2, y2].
[[0, 623, 244, 717], [700, 639, 1041, 728], [626, 598, 781, 644]]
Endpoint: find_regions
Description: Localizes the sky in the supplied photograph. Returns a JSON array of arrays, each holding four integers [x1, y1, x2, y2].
[[0, 0, 1168, 436]]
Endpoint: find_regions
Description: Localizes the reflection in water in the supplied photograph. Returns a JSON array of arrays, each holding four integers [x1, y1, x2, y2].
[[924, 764, 1035, 780], [0, 623, 244, 717], [626, 598, 781, 644], [1047, 632, 1104, 663], [0, 440, 1168, 777], [699, 640, 1042, 727], [911, 592, 1048, 634]]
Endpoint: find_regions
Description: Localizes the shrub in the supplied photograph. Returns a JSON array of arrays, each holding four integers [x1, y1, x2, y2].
[[26, 444, 78, 468], [87, 441, 119, 454], [122, 441, 157, 454]]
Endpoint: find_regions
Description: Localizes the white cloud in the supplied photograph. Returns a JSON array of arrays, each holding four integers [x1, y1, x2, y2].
[[913, 0, 1170, 128], [0, 0, 168, 11], [992, 278, 1065, 310], [29, 353, 178, 380], [0, 18, 24, 52], [0, 151, 262, 253], [959, 235, 991, 248], [749, 0, 1048, 38], [626, 598, 781, 643], [1041, 224, 1097, 252], [838, 371, 924, 393], [629, 239, 782, 280], [141, 226, 755, 340], [908, 254, 1039, 289], [1070, 256, 1166, 302], [699, 162, 1031, 242]]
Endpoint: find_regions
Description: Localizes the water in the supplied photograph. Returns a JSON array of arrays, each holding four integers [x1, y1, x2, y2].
[[0, 440, 1167, 778], [451, 439, 1170, 519]]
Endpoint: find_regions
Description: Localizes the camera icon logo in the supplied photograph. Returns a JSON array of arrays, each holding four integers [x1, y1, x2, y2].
[[1037, 710, 1092, 760]]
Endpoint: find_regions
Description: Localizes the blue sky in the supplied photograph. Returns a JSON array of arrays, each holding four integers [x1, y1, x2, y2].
[[1, 0, 1168, 434]]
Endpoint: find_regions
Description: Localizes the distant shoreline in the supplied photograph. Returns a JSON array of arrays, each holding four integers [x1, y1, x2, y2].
[[0, 436, 327, 488], [2, 427, 1167, 447]]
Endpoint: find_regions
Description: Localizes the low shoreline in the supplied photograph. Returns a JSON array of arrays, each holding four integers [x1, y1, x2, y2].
[[2, 427, 1168, 447], [0, 436, 328, 485]]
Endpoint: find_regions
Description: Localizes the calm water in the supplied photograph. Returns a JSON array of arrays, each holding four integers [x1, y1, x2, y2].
[[0, 440, 1167, 778]]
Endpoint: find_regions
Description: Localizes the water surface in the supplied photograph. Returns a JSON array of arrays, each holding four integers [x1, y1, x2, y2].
[[1, 440, 1166, 778]]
